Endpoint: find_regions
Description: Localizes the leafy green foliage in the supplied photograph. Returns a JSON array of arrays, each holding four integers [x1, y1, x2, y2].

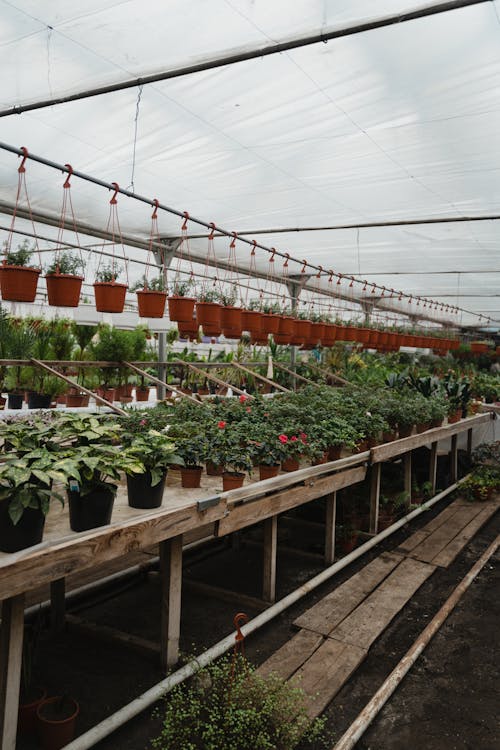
[[45, 251, 85, 276], [3, 239, 37, 267]]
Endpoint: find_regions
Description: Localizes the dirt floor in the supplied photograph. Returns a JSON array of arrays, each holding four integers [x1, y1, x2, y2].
[[19, 484, 499, 750]]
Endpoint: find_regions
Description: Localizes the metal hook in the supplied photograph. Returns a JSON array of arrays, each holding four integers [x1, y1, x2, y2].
[[18, 146, 29, 173], [234, 612, 249, 645], [283, 252, 290, 268], [63, 163, 73, 189], [250, 239, 256, 256], [181, 211, 189, 231], [301, 259, 308, 274], [328, 270, 334, 284], [316, 264, 323, 279], [337, 274, 342, 285], [349, 276, 354, 288], [151, 198, 159, 220], [230, 231, 237, 249], [208, 222, 216, 241], [109, 182, 119, 205], [269, 247, 276, 262]]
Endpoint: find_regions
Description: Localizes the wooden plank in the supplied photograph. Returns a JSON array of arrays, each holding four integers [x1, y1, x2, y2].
[[0, 499, 225, 602], [292, 638, 367, 718], [293, 552, 403, 636], [324, 492, 336, 565], [370, 414, 492, 464], [50, 578, 65, 632], [183, 579, 269, 612], [329, 557, 435, 650], [218, 466, 366, 536], [65, 614, 160, 657], [431, 503, 500, 567], [467, 428, 473, 457], [263, 516, 278, 603], [160, 535, 183, 670], [224, 452, 368, 507], [369, 463, 381, 534], [31, 358, 126, 415], [410, 504, 484, 564], [403, 452, 412, 506], [450, 434, 458, 483], [124, 361, 200, 404], [397, 529, 430, 554], [0, 594, 25, 750], [429, 441, 438, 494], [257, 629, 324, 680], [231, 362, 290, 392]]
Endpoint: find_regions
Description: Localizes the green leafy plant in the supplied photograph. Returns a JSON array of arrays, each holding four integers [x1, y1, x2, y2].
[[151, 654, 328, 750], [3, 239, 37, 267], [131, 274, 166, 292], [197, 288, 220, 303], [45, 251, 85, 276], [124, 429, 181, 485], [95, 262, 123, 283], [0, 447, 68, 523]]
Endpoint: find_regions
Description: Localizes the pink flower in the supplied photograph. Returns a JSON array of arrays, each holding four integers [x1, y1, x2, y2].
[[239, 394, 248, 403], [278, 434, 288, 444], [217, 421, 226, 429], [140, 419, 147, 426], [290, 435, 298, 442], [246, 407, 252, 413]]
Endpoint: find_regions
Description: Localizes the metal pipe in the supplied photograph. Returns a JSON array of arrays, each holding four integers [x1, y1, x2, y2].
[[60, 474, 469, 750], [0, 1, 490, 119], [332, 532, 500, 750]]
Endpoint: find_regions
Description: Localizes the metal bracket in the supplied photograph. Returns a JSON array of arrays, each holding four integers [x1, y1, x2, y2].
[[197, 495, 221, 512]]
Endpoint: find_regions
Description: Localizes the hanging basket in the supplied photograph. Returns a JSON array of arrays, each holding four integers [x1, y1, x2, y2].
[[310, 322, 326, 345], [136, 289, 167, 318], [0, 265, 41, 303], [168, 295, 196, 322], [260, 313, 280, 335], [221, 306, 243, 338], [322, 324, 336, 347], [93, 281, 127, 313], [278, 315, 294, 336], [196, 301, 222, 327], [241, 310, 262, 336], [45, 273, 83, 307]]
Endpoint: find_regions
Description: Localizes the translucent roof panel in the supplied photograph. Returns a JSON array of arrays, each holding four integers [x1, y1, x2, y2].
[[0, 1, 499, 328]]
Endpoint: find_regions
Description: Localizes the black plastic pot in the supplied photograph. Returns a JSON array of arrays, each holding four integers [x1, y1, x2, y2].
[[7, 392, 23, 409], [0, 503, 45, 553], [27, 392, 52, 409], [67, 486, 116, 532], [126, 471, 166, 509]]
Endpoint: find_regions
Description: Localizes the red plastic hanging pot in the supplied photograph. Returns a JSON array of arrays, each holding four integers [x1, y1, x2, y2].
[[45, 273, 83, 307], [93, 281, 127, 313], [178, 318, 199, 339], [260, 313, 280, 335], [221, 306, 243, 338], [0, 265, 41, 303], [322, 324, 336, 347], [241, 309, 262, 336], [136, 289, 167, 318], [196, 301, 222, 327], [168, 295, 196, 322]]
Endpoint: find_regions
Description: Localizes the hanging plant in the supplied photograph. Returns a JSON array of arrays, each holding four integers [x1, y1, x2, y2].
[[168, 213, 197, 322], [45, 251, 85, 307], [0, 149, 42, 303], [196, 287, 222, 336], [94, 262, 128, 313], [220, 284, 243, 338], [133, 199, 168, 318]]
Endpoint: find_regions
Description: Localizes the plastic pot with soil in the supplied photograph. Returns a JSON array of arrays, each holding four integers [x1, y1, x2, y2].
[[36, 695, 79, 750], [67, 486, 116, 532], [126, 471, 166, 509]]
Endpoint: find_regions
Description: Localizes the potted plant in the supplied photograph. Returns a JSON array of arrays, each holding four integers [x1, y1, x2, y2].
[[249, 426, 289, 481], [0, 304, 14, 408], [0, 447, 66, 552], [220, 285, 243, 338], [54, 443, 143, 531], [132, 274, 168, 318], [208, 421, 253, 490], [336, 523, 358, 555], [124, 429, 180, 508], [167, 278, 196, 323], [4, 320, 36, 408], [0, 239, 41, 302], [196, 288, 222, 336], [460, 469, 499, 502], [37, 695, 80, 750], [168, 421, 208, 488], [93, 263, 128, 313], [45, 251, 85, 307], [18, 617, 46, 737]]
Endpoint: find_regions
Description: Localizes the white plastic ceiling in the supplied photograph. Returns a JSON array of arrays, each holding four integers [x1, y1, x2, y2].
[[0, 0, 499, 328]]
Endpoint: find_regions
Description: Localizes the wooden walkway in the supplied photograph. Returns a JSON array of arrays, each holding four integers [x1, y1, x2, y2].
[[258, 494, 499, 718]]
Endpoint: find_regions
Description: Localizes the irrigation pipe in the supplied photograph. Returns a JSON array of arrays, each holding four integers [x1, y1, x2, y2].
[[332, 532, 500, 750], [62, 474, 470, 750]]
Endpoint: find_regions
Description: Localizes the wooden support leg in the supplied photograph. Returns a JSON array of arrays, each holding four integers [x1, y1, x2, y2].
[[0, 594, 25, 750], [369, 464, 381, 534], [324, 492, 337, 566], [404, 452, 412, 507], [429, 441, 438, 495], [50, 578, 66, 632], [159, 535, 183, 671], [450, 434, 458, 483], [262, 516, 278, 603], [467, 428, 473, 458]]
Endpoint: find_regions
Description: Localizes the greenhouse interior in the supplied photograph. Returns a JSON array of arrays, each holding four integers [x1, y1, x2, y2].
[[0, 2, 499, 749]]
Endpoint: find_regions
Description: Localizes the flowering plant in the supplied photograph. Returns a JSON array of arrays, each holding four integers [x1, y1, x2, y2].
[[248, 426, 297, 466], [207, 422, 253, 474]]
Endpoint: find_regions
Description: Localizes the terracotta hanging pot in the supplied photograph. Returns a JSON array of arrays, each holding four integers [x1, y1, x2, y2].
[[94, 281, 127, 313], [168, 295, 196, 322], [45, 273, 83, 307], [260, 313, 280, 335], [310, 322, 326, 345], [295, 319, 311, 342], [241, 309, 263, 336], [0, 265, 41, 303], [221, 306, 243, 338], [321, 323, 336, 347], [278, 315, 294, 336], [136, 289, 167, 318], [178, 319, 199, 339], [196, 301, 222, 328]]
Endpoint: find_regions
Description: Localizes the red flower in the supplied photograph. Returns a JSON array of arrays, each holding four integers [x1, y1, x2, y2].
[[246, 407, 252, 413], [278, 434, 288, 444], [290, 435, 298, 442], [217, 421, 226, 429], [239, 394, 248, 403], [299, 432, 307, 444]]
